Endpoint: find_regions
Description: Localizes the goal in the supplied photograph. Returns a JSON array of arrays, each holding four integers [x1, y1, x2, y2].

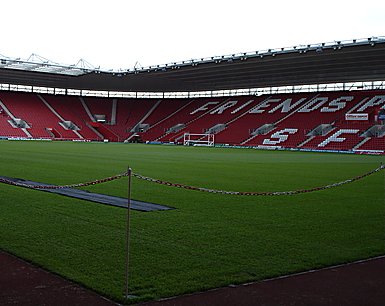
[[183, 133, 214, 146]]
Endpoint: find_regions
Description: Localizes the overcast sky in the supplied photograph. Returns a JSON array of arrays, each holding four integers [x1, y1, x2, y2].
[[1, 0, 384, 70]]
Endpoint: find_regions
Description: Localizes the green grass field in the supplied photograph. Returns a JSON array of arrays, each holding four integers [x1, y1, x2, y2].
[[0, 141, 384, 303]]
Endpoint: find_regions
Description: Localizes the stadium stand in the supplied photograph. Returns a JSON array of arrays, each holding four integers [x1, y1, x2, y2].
[[40, 95, 101, 140], [154, 98, 233, 143], [175, 96, 263, 144], [139, 98, 196, 142], [0, 92, 82, 139], [80, 97, 120, 141], [0, 113, 27, 138], [221, 93, 314, 146], [0, 90, 384, 153], [111, 98, 159, 141]]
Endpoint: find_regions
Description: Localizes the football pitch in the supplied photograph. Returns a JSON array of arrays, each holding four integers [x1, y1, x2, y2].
[[0, 141, 384, 303]]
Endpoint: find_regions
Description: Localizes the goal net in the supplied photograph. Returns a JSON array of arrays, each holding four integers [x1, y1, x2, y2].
[[183, 133, 214, 146]]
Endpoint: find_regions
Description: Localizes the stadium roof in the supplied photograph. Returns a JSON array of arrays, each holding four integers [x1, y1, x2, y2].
[[1, 37, 385, 93]]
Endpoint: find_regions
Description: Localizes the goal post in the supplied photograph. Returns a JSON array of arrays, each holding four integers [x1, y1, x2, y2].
[[183, 133, 215, 146]]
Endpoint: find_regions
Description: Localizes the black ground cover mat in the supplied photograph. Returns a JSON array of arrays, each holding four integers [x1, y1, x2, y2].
[[0, 176, 173, 212]]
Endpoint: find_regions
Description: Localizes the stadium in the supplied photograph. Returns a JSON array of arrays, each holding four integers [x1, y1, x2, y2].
[[1, 36, 385, 305]]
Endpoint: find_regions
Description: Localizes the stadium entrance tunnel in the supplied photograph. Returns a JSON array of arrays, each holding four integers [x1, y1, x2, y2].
[[0, 176, 173, 212]]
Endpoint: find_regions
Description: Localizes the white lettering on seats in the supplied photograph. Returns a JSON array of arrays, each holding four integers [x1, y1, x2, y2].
[[318, 129, 359, 147], [249, 99, 281, 114], [357, 96, 385, 112], [210, 100, 238, 114], [190, 102, 220, 115], [298, 97, 328, 113], [262, 128, 298, 145], [231, 99, 254, 114], [320, 96, 354, 112], [268, 98, 307, 113]]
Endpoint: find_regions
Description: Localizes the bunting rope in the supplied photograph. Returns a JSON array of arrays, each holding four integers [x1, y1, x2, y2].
[[0, 164, 384, 196], [131, 164, 385, 196], [0, 172, 129, 189]]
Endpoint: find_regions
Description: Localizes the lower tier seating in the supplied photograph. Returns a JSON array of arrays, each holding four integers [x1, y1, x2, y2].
[[0, 90, 384, 153]]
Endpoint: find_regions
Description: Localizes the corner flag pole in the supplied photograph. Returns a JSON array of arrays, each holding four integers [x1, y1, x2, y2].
[[125, 166, 132, 299]]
